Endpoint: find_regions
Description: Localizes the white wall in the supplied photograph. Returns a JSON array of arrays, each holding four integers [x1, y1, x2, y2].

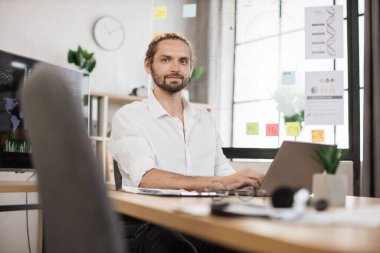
[[0, 0, 152, 95], [0, 172, 41, 253]]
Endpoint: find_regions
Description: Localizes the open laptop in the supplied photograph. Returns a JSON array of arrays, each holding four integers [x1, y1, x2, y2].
[[121, 140, 333, 197], [256, 140, 334, 196]]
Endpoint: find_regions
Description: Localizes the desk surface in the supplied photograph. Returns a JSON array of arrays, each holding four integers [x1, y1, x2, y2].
[[0, 181, 38, 193], [109, 191, 380, 253], [2, 182, 379, 253]]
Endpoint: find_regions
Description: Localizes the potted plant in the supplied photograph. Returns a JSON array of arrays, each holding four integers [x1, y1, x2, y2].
[[313, 146, 348, 206], [67, 45, 96, 76], [67, 45, 96, 123]]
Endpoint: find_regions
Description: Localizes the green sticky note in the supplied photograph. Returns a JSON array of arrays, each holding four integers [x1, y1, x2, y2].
[[246, 122, 259, 135]]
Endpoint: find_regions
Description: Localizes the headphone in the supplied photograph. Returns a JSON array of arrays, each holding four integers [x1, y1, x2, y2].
[[272, 186, 328, 211]]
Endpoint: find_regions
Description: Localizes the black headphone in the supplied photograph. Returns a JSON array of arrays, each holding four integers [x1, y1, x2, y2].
[[272, 186, 328, 211]]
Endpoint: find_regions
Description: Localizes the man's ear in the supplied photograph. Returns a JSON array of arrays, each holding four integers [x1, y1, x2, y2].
[[144, 61, 151, 74]]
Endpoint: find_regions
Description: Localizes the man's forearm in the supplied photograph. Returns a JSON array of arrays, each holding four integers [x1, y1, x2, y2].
[[139, 168, 220, 192], [139, 167, 265, 192]]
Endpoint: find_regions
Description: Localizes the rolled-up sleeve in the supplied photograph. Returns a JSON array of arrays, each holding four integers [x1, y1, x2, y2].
[[109, 109, 156, 187]]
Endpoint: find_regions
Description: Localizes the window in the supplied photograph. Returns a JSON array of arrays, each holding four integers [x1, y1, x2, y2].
[[227, 0, 363, 194]]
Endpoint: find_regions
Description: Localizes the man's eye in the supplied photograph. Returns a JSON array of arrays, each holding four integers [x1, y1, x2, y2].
[[179, 59, 189, 65], [161, 58, 169, 63]]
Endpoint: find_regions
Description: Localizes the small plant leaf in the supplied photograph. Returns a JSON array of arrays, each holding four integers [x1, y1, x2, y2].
[[315, 146, 345, 174]]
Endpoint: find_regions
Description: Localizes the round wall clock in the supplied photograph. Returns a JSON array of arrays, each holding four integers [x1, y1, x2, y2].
[[93, 16, 125, 50]]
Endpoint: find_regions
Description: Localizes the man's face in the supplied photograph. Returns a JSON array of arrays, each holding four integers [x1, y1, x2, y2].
[[146, 39, 192, 93]]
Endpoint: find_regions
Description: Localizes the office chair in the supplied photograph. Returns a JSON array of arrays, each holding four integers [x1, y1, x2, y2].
[[21, 64, 125, 253], [113, 160, 140, 253]]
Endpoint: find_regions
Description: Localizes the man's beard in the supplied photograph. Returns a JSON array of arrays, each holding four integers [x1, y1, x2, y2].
[[151, 68, 190, 93]]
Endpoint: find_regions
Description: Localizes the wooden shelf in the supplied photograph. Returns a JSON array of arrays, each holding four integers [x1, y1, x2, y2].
[[90, 91, 145, 104]]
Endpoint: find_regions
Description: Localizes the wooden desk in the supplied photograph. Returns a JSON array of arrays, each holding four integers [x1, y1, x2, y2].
[[2, 182, 380, 253], [0, 181, 38, 193], [109, 191, 380, 253]]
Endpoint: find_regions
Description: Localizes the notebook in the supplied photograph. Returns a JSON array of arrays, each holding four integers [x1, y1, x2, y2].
[[256, 141, 334, 196]]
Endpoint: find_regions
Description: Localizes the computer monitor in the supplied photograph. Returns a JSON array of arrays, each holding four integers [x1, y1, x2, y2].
[[0, 49, 89, 171]]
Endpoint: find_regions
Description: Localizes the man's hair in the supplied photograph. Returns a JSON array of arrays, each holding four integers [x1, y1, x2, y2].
[[145, 33, 195, 67]]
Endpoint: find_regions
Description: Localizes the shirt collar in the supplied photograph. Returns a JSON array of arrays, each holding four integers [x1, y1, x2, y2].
[[145, 92, 196, 119]]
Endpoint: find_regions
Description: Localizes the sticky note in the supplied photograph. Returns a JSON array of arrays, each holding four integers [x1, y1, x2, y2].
[[282, 71, 296, 85], [246, 122, 259, 135], [266, 123, 279, 136], [312, 129, 325, 142], [286, 122, 301, 136], [154, 6, 167, 20], [183, 4, 197, 18]]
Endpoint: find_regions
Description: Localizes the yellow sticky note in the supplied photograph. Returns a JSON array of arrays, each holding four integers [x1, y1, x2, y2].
[[312, 129, 325, 143], [286, 122, 301, 136], [154, 6, 167, 20], [246, 122, 259, 135]]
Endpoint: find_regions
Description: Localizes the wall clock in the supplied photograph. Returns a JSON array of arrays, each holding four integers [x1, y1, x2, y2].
[[93, 16, 125, 51]]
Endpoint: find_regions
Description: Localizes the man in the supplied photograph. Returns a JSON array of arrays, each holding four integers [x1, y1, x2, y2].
[[109, 33, 264, 253]]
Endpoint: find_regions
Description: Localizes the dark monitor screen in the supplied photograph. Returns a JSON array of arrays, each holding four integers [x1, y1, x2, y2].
[[0, 49, 89, 171]]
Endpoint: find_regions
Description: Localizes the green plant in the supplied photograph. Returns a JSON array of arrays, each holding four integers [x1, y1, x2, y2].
[[284, 110, 304, 123], [191, 66, 205, 80], [67, 45, 96, 75], [315, 146, 345, 174]]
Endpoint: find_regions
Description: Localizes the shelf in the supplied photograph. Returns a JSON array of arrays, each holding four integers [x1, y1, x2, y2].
[[90, 91, 145, 104]]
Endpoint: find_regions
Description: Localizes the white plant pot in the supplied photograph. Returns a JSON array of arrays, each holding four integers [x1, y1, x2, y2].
[[312, 173, 348, 206]]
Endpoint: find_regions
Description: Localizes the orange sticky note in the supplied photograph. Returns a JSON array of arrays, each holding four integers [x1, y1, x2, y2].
[[246, 122, 259, 135], [154, 6, 167, 20], [286, 122, 301, 136], [266, 123, 279, 136], [312, 129, 325, 142]]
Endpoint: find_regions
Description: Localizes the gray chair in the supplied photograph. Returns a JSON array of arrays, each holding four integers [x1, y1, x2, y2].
[[113, 160, 139, 253], [21, 64, 125, 253]]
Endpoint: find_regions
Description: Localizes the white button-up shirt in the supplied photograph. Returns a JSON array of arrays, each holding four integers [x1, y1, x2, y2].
[[109, 94, 235, 187]]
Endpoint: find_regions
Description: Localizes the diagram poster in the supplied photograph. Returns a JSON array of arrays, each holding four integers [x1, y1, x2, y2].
[[305, 5, 343, 59], [305, 71, 344, 125]]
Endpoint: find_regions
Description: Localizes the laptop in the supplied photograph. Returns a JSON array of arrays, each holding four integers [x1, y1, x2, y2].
[[121, 141, 333, 198], [256, 141, 334, 196]]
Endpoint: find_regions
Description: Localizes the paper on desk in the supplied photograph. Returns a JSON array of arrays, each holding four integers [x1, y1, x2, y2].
[[121, 186, 187, 196], [121, 186, 226, 197], [298, 205, 380, 228], [173, 204, 211, 216]]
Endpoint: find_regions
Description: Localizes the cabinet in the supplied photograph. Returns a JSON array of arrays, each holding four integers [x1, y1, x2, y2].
[[89, 91, 212, 182]]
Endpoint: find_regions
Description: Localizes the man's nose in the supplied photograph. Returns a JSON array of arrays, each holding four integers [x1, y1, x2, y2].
[[169, 61, 180, 72]]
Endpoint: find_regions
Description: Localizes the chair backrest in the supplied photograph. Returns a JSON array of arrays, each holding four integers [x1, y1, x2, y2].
[[113, 160, 123, 190], [21, 64, 125, 253]]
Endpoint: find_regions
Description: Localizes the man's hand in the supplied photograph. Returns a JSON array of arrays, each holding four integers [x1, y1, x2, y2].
[[221, 168, 265, 191]]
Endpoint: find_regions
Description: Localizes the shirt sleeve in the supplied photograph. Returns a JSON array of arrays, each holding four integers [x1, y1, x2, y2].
[[108, 109, 157, 187], [213, 127, 235, 177]]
